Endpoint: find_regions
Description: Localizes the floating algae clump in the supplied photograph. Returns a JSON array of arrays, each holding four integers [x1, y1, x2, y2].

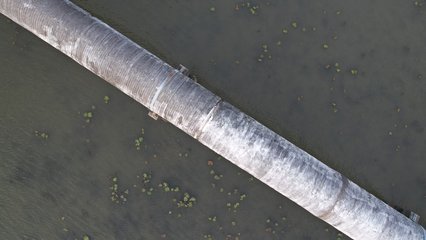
[[177, 192, 197, 208], [83, 111, 93, 123], [34, 130, 49, 140], [134, 128, 145, 150], [158, 181, 180, 192], [103, 95, 110, 104], [110, 176, 129, 204]]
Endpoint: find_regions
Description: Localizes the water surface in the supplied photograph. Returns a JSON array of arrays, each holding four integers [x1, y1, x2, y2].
[[1, 0, 425, 239]]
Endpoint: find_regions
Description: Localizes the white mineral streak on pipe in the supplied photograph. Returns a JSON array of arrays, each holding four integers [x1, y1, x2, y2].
[[1, 1, 424, 239]]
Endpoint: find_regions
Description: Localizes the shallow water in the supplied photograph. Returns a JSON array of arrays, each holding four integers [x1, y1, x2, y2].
[[1, 0, 425, 239]]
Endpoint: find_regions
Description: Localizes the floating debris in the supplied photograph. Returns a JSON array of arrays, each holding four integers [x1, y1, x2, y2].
[[82, 235, 90, 240], [291, 21, 298, 29], [322, 43, 329, 49], [350, 68, 358, 76], [209, 7, 216, 12]]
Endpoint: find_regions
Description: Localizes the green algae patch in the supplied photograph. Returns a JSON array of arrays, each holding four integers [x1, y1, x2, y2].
[[83, 111, 93, 123], [110, 176, 129, 204], [158, 181, 180, 192], [177, 192, 197, 208], [34, 130, 49, 140], [134, 128, 145, 150], [103, 95, 110, 104]]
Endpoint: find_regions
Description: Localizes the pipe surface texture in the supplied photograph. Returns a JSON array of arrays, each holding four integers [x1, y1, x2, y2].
[[1, 1, 424, 239]]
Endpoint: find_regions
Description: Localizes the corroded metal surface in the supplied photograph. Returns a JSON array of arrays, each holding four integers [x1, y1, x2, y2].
[[1, 1, 424, 239]]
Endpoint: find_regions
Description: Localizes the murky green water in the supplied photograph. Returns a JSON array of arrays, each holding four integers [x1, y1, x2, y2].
[[1, 0, 425, 239]]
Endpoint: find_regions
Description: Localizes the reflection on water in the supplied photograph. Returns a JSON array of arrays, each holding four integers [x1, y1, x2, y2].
[[1, 0, 425, 239]]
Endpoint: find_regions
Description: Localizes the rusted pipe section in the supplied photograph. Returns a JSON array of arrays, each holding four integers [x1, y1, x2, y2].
[[1, 1, 424, 239]]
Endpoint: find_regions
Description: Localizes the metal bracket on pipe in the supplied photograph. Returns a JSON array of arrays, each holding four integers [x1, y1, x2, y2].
[[179, 64, 189, 76], [394, 205, 421, 223], [409, 211, 420, 223], [148, 111, 159, 120], [179, 64, 198, 82]]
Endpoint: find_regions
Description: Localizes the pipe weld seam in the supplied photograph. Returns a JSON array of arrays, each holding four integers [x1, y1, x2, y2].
[[148, 70, 178, 110], [193, 98, 222, 140], [318, 176, 349, 221]]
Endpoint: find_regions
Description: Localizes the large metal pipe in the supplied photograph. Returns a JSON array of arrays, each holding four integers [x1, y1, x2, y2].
[[1, 1, 424, 239]]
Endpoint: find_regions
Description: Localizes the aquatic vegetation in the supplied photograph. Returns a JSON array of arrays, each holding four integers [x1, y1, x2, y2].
[[257, 44, 272, 62], [325, 62, 344, 75], [110, 176, 129, 204], [207, 215, 217, 222], [236, 2, 260, 15], [291, 21, 298, 29], [134, 128, 145, 150], [103, 95, 110, 104], [331, 102, 338, 113], [141, 187, 154, 195], [350, 68, 358, 76], [265, 217, 280, 235], [82, 235, 90, 240], [158, 181, 180, 192], [176, 192, 197, 208], [34, 130, 49, 140], [210, 169, 223, 180], [83, 111, 93, 123], [209, 7, 216, 12], [322, 43, 329, 49], [414, 1, 424, 7], [334, 63, 341, 73], [203, 234, 214, 240], [142, 173, 151, 183]]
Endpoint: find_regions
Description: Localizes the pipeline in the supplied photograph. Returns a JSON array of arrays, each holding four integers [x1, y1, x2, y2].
[[0, 1, 424, 239]]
